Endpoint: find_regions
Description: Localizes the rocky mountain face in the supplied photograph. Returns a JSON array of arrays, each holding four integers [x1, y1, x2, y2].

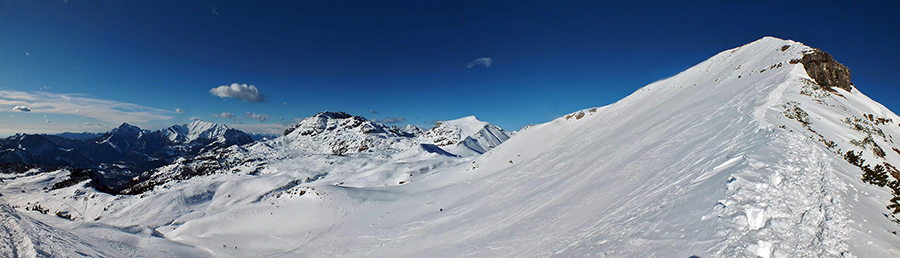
[[796, 49, 854, 92], [82, 123, 169, 165]]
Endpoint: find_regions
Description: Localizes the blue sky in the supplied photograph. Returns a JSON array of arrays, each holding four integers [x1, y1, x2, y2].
[[1, 0, 898, 136]]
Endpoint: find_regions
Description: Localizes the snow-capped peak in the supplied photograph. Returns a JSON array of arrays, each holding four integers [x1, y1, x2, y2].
[[107, 122, 145, 137], [282, 111, 374, 137], [163, 120, 240, 144], [276, 111, 414, 155], [418, 115, 510, 156]]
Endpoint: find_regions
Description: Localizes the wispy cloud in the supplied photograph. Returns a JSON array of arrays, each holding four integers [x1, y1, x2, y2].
[[369, 109, 378, 114], [190, 116, 203, 121], [175, 108, 185, 113], [229, 123, 289, 135], [245, 112, 269, 122], [76, 122, 108, 129], [378, 117, 407, 124], [209, 83, 267, 103], [0, 90, 172, 123], [0, 122, 112, 136], [466, 57, 493, 69], [12, 105, 31, 112]]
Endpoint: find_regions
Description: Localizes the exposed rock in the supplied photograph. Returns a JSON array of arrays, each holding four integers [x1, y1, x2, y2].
[[800, 49, 853, 92]]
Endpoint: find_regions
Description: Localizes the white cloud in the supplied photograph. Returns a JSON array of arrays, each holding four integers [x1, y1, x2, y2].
[[12, 105, 31, 112], [378, 117, 407, 124], [245, 112, 269, 122], [0, 90, 172, 123], [369, 109, 378, 114], [216, 112, 239, 121], [466, 57, 493, 69], [190, 116, 203, 121], [209, 83, 267, 103], [175, 108, 185, 113]]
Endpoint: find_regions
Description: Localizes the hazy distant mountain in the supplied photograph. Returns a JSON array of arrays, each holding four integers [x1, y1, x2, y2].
[[247, 133, 280, 141], [52, 132, 105, 140], [0, 134, 93, 168]]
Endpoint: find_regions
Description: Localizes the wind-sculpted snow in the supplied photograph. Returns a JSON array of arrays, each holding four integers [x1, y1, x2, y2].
[[2, 37, 899, 257], [0, 201, 209, 257]]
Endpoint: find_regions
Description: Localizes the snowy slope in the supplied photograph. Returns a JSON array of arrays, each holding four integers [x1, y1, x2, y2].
[[2, 37, 899, 257], [270, 37, 899, 257], [0, 171, 210, 257]]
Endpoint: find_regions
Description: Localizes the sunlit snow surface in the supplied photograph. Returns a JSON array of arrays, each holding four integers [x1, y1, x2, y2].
[[3, 37, 900, 257]]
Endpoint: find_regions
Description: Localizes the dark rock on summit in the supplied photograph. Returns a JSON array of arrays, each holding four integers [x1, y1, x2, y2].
[[800, 49, 853, 92]]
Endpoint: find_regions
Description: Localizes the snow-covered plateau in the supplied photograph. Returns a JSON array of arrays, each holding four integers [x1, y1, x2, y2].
[[2, 37, 899, 257]]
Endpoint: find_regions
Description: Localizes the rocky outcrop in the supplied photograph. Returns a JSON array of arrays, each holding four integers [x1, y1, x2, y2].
[[798, 49, 853, 92]]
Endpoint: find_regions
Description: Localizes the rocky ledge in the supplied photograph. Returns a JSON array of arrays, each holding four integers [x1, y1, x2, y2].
[[795, 49, 853, 92]]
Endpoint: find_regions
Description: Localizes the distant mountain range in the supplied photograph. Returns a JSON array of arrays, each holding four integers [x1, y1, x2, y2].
[[0, 112, 512, 194], [119, 111, 512, 194], [0, 121, 254, 175]]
